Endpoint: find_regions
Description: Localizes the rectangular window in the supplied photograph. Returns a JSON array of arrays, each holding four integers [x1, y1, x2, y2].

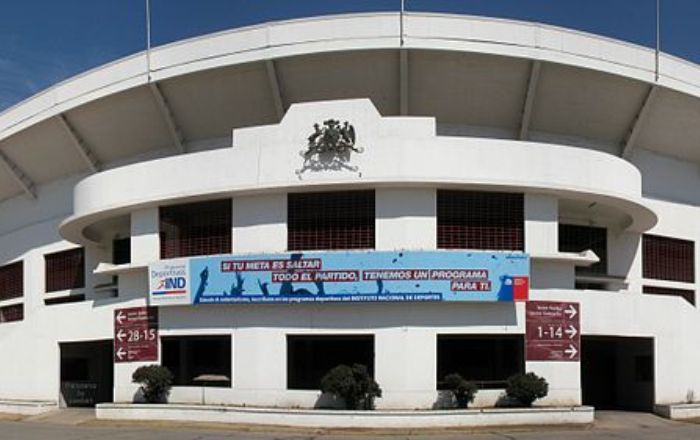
[[112, 237, 131, 265], [437, 335, 524, 389], [0, 304, 23, 323], [642, 285, 695, 306], [160, 199, 232, 259], [287, 191, 375, 251], [643, 235, 695, 283], [559, 224, 608, 275], [45, 248, 85, 292], [0, 261, 23, 301], [287, 335, 374, 390], [161, 336, 232, 387], [437, 190, 524, 251]]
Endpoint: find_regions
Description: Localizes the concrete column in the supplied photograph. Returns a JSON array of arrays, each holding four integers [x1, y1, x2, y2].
[[84, 243, 112, 298], [374, 327, 436, 409], [375, 188, 436, 251], [130, 207, 159, 265], [525, 194, 574, 289], [608, 228, 642, 293], [524, 193, 558, 254], [232, 194, 287, 253], [525, 361, 581, 406]]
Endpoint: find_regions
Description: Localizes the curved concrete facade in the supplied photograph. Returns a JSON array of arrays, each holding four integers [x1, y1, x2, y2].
[[0, 13, 699, 414], [60, 99, 655, 244]]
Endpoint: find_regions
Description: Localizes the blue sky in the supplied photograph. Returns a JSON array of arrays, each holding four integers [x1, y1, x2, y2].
[[0, 1, 698, 112]]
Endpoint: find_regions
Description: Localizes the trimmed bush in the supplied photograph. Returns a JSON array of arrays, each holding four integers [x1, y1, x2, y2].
[[505, 372, 549, 407], [320, 364, 382, 410], [132, 365, 174, 403], [443, 373, 478, 409]]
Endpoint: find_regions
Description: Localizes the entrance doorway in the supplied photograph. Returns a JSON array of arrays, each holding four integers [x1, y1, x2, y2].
[[59, 340, 113, 407], [581, 336, 654, 411]]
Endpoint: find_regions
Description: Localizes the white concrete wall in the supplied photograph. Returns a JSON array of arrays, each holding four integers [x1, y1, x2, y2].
[[1, 99, 700, 411]]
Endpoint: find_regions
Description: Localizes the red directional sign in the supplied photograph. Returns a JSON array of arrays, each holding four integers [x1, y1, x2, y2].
[[114, 306, 159, 363], [526, 301, 580, 362]]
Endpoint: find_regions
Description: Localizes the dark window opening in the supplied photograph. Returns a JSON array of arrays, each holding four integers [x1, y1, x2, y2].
[[45, 248, 85, 292], [634, 355, 653, 382], [575, 282, 606, 290], [162, 336, 232, 387], [287, 190, 375, 251], [61, 358, 90, 382], [160, 199, 232, 259], [643, 285, 695, 306], [60, 340, 114, 407], [437, 335, 524, 389], [287, 335, 374, 390], [112, 238, 131, 265], [559, 224, 607, 275], [0, 261, 23, 301], [643, 235, 695, 283], [437, 190, 524, 251], [0, 304, 23, 323], [45, 294, 86, 306]]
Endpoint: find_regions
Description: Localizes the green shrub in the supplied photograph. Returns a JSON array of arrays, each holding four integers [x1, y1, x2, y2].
[[320, 364, 382, 410], [443, 373, 478, 409], [132, 365, 174, 403], [505, 372, 549, 407]]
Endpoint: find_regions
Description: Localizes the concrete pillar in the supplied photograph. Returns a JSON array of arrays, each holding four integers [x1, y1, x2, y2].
[[524, 194, 558, 254], [525, 194, 574, 289], [375, 188, 436, 251], [130, 207, 160, 265], [232, 194, 286, 253], [374, 327, 436, 409], [608, 228, 642, 293]]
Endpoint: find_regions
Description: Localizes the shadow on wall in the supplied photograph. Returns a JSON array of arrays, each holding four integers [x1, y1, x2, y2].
[[313, 392, 345, 409], [0, 216, 65, 264], [159, 301, 518, 331], [431, 390, 523, 410]]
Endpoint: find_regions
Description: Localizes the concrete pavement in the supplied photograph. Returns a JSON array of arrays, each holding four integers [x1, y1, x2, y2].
[[1, 410, 700, 439]]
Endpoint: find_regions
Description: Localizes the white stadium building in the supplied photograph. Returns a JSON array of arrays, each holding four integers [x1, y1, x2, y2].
[[0, 12, 698, 412]]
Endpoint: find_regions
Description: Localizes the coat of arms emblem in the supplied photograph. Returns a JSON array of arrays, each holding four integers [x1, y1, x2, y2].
[[296, 119, 364, 175]]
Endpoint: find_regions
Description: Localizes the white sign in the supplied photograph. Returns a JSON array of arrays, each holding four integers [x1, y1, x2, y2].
[[148, 259, 190, 306]]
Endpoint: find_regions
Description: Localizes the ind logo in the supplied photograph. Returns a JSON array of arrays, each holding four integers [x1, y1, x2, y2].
[[154, 277, 187, 296]]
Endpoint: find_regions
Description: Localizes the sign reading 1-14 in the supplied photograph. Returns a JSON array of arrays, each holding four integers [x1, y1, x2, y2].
[[526, 301, 580, 362]]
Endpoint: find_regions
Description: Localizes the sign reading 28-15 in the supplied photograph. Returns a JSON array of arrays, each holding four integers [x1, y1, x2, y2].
[[148, 250, 529, 306]]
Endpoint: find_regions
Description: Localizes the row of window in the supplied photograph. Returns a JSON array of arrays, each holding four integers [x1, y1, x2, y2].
[[160, 334, 523, 391], [158, 190, 695, 284], [159, 190, 526, 259], [0, 190, 696, 314]]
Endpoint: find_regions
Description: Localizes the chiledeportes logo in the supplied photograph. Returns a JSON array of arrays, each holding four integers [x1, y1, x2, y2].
[[151, 263, 189, 297]]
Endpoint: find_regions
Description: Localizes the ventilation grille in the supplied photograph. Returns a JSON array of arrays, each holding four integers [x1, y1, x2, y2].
[[288, 190, 375, 251], [160, 199, 232, 259], [643, 235, 694, 283], [437, 190, 524, 251], [0, 261, 23, 301], [45, 248, 85, 293], [0, 304, 23, 323]]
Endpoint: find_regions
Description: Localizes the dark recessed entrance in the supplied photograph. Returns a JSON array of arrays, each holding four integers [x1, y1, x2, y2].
[[581, 336, 654, 411], [59, 340, 113, 407]]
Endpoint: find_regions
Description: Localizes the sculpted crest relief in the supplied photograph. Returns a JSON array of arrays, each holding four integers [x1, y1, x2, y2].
[[296, 119, 364, 176]]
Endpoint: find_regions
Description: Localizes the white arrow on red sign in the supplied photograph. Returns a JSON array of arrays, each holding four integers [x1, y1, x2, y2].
[[565, 325, 578, 339], [564, 344, 578, 359], [116, 329, 126, 343], [115, 347, 127, 361], [564, 305, 578, 320], [115, 310, 126, 325]]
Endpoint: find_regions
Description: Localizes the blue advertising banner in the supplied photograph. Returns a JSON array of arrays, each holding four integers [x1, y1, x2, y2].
[[148, 251, 529, 306]]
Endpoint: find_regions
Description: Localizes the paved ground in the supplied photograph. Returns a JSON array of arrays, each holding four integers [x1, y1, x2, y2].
[[2, 410, 700, 439]]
